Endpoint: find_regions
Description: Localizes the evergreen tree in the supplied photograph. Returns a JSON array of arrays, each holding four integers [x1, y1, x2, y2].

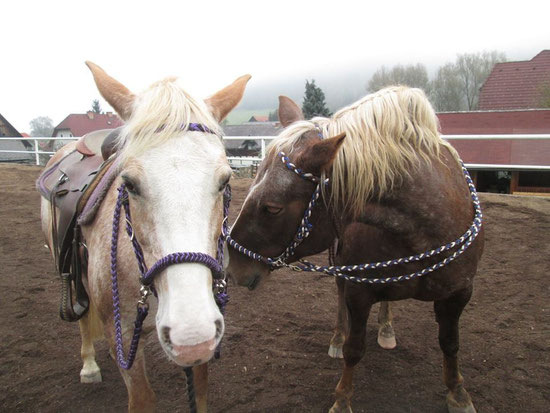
[[268, 109, 278, 121], [91, 99, 102, 114], [302, 80, 331, 119]]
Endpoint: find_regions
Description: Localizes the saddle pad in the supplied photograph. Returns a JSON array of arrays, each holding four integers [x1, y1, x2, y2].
[[77, 157, 119, 225]]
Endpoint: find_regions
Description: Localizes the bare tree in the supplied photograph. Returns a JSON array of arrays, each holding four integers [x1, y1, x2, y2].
[[430, 63, 466, 112], [30, 116, 54, 137], [367, 63, 430, 93], [29, 116, 55, 165], [456, 50, 507, 110]]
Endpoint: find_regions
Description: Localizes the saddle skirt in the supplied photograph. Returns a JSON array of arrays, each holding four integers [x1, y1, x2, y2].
[[36, 128, 121, 321]]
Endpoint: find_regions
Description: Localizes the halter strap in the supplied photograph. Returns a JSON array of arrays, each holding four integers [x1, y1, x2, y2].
[[187, 123, 217, 134], [224, 151, 327, 268]]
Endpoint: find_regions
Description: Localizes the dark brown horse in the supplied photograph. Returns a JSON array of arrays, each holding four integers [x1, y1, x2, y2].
[[225, 87, 484, 413]]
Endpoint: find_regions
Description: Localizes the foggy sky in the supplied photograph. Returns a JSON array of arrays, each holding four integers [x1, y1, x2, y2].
[[2, 0, 549, 132]]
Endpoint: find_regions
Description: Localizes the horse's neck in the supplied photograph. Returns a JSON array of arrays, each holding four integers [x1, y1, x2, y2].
[[339, 150, 471, 254]]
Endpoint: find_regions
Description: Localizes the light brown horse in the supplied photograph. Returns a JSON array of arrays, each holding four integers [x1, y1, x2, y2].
[[40, 62, 250, 412], [225, 87, 483, 413]]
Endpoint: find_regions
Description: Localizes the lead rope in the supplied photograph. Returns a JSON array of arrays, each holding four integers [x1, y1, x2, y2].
[[110, 186, 149, 370], [214, 184, 231, 359], [184, 367, 197, 413]]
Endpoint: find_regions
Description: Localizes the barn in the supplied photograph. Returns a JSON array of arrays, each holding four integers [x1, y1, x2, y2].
[[437, 50, 550, 196], [439, 110, 550, 195]]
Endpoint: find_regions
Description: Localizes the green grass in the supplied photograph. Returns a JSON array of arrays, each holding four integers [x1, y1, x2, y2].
[[225, 108, 274, 125]]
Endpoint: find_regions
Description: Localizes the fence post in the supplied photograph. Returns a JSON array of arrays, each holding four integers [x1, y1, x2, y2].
[[261, 138, 266, 160], [34, 139, 40, 165]]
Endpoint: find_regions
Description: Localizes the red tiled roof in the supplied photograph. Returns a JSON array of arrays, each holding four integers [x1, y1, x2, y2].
[[53, 112, 123, 137], [478, 50, 550, 110], [437, 110, 550, 135]]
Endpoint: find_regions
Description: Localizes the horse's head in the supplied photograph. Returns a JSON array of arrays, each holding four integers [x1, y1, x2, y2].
[[87, 62, 250, 366], [225, 96, 345, 290]]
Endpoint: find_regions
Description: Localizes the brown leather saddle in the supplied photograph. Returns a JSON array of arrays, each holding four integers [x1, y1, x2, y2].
[[38, 127, 122, 321]]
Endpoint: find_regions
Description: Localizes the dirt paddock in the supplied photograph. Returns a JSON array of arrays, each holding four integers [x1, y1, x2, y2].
[[0, 163, 549, 412]]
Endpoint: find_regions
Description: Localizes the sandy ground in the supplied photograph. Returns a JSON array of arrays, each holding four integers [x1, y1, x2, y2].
[[0, 163, 549, 412]]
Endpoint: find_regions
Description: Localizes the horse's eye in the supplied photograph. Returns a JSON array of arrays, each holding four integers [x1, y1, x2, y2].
[[265, 205, 282, 215], [122, 176, 139, 195], [219, 176, 230, 192]]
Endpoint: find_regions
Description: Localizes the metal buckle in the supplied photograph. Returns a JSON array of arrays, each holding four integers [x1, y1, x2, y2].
[[137, 284, 152, 310], [213, 279, 227, 295], [125, 218, 135, 241]]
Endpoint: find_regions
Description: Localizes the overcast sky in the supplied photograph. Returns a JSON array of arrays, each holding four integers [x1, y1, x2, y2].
[[2, 0, 549, 133]]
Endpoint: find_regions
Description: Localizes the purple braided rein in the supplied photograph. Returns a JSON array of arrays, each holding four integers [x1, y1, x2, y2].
[[110, 183, 231, 370]]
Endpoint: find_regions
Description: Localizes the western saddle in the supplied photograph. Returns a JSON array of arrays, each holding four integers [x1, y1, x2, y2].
[[38, 127, 122, 321]]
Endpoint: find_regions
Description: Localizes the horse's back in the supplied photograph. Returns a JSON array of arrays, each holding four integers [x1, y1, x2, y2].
[[341, 148, 483, 301]]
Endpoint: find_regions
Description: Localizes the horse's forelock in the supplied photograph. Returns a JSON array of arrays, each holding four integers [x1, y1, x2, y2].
[[115, 77, 222, 166]]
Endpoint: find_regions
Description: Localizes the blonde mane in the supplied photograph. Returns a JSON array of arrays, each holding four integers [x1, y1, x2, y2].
[[116, 77, 222, 165], [271, 86, 460, 217]]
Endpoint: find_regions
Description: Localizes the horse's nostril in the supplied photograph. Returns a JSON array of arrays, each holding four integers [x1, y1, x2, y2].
[[162, 326, 171, 345]]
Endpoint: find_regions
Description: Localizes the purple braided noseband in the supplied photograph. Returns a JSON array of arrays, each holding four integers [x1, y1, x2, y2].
[[110, 179, 231, 370]]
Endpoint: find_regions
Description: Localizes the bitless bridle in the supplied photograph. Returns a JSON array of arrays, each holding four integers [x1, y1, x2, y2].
[[109, 123, 230, 412]]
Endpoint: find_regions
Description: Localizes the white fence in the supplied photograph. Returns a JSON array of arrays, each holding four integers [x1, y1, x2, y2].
[[1, 135, 550, 170], [0, 137, 78, 165]]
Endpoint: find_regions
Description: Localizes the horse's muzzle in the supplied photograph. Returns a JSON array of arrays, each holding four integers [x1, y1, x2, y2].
[[160, 319, 223, 366]]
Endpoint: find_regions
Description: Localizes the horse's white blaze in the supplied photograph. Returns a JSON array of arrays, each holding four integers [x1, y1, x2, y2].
[[134, 134, 230, 363]]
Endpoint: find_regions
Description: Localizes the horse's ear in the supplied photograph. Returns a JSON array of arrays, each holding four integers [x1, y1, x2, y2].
[[298, 133, 346, 175], [206, 74, 252, 122], [278, 95, 304, 127], [85, 61, 135, 121]]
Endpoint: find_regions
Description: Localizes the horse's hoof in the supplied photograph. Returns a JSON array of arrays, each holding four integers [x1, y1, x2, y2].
[[377, 325, 396, 349], [377, 333, 396, 349], [80, 370, 102, 383], [447, 389, 476, 413], [328, 401, 353, 413], [447, 403, 476, 413], [328, 344, 344, 359]]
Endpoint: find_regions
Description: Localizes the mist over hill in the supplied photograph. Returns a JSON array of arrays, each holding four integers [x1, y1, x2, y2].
[[232, 48, 538, 121], [236, 66, 377, 115]]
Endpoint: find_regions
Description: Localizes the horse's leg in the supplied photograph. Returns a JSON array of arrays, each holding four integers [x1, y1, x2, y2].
[[330, 288, 374, 413], [329, 277, 347, 359], [434, 287, 476, 413], [377, 301, 397, 349], [103, 319, 155, 413], [116, 346, 156, 413], [193, 363, 208, 413], [78, 302, 103, 383]]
